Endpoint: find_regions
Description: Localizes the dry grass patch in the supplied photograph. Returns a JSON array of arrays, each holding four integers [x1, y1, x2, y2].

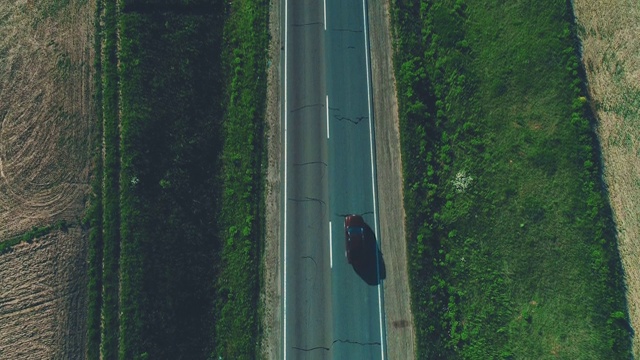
[[573, 0, 640, 355], [0, 0, 94, 239], [0, 229, 87, 359]]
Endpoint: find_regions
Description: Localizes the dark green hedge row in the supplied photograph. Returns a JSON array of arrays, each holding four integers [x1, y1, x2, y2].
[[213, 0, 268, 358]]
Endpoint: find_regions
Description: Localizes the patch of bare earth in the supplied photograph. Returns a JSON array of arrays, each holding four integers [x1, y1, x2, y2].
[[368, 1, 416, 358], [0, 0, 95, 357], [0, 0, 94, 239], [0, 229, 88, 359], [261, 0, 282, 358], [572, 0, 640, 356]]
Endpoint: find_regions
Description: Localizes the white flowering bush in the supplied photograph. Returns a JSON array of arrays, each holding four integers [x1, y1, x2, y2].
[[452, 170, 473, 193]]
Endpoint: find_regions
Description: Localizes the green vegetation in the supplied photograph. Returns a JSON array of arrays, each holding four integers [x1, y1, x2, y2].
[[99, 0, 121, 358], [88, 0, 267, 358], [117, 10, 225, 358], [0, 221, 70, 255], [392, 0, 631, 358], [214, 0, 268, 357], [85, 0, 104, 358]]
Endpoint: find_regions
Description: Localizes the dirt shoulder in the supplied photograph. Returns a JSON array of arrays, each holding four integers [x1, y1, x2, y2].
[[572, 0, 640, 356], [261, 0, 283, 358], [261, 0, 415, 358], [368, 1, 416, 358]]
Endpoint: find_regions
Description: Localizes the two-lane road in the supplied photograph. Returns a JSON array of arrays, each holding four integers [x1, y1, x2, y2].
[[282, 0, 386, 358]]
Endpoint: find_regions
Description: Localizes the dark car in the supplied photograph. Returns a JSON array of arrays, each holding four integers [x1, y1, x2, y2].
[[344, 214, 365, 264]]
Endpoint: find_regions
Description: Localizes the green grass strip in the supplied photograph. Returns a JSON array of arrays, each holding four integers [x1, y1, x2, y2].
[[99, 0, 122, 357], [214, 0, 268, 358], [85, 0, 105, 357]]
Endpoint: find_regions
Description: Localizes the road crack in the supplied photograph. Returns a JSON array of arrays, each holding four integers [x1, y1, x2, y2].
[[290, 103, 324, 113], [288, 197, 326, 206], [334, 114, 367, 125], [292, 161, 327, 167], [292, 338, 382, 352], [332, 28, 363, 33], [292, 22, 323, 27]]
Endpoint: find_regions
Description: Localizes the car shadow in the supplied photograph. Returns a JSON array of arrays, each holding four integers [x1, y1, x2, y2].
[[351, 222, 386, 286]]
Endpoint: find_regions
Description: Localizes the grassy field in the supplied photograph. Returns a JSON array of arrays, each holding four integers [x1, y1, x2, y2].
[[573, 0, 640, 356], [393, 0, 631, 358], [214, 0, 269, 357], [88, 0, 268, 358]]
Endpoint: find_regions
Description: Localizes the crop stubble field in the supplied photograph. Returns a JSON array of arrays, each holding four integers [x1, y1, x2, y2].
[[0, 229, 87, 359], [0, 0, 93, 239], [0, 0, 94, 357], [573, 0, 640, 355]]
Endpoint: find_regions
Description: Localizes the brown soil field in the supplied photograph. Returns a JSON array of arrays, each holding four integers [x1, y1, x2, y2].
[[572, 0, 640, 356], [0, 229, 88, 359], [261, 0, 415, 358], [0, 0, 94, 240]]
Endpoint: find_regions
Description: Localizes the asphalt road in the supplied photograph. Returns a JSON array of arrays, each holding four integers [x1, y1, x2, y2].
[[283, 0, 386, 358]]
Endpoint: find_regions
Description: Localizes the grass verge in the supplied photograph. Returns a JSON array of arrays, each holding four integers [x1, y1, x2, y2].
[[85, 0, 104, 357], [213, 0, 269, 358], [98, 0, 121, 358], [392, 0, 631, 358]]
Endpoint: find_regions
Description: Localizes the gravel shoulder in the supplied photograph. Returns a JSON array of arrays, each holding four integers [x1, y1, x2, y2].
[[260, 0, 283, 358], [368, 1, 416, 358], [261, 0, 414, 358]]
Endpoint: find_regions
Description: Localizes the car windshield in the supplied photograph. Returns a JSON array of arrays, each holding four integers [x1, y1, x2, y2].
[[348, 227, 363, 236]]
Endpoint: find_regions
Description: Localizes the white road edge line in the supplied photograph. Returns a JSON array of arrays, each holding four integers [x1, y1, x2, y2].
[[323, 0, 327, 31], [361, 0, 385, 359], [329, 221, 333, 268], [326, 95, 330, 139], [283, 0, 288, 358]]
